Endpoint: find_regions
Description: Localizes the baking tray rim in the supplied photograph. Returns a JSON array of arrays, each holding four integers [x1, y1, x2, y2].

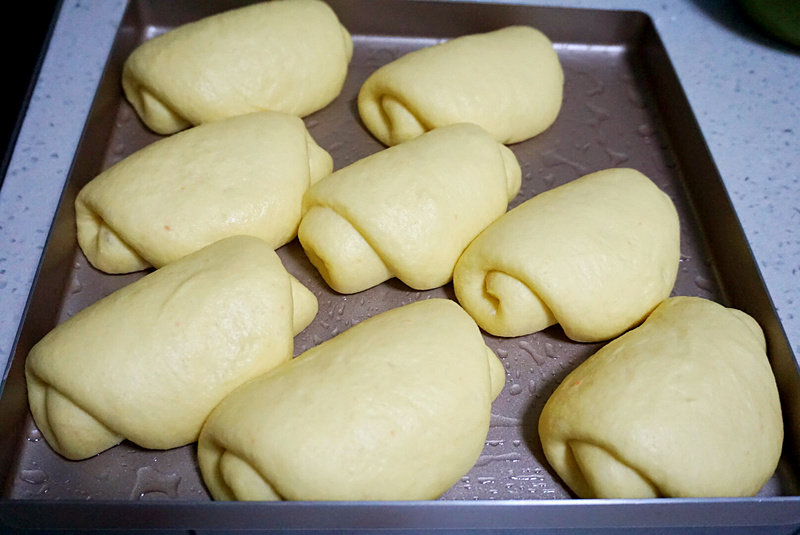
[[3, 496, 800, 531]]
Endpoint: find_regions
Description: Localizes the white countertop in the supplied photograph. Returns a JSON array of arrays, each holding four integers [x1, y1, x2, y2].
[[1, 0, 798, 382]]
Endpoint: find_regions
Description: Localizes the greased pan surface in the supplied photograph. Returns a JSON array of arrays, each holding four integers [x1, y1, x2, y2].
[[1, 0, 799, 530]]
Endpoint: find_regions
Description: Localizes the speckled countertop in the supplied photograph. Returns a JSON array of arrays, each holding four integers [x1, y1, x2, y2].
[[0, 0, 798, 383]]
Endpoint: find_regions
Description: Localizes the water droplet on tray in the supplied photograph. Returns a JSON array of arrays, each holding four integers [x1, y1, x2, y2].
[[368, 48, 400, 65], [117, 105, 133, 122], [694, 275, 715, 292], [586, 76, 605, 97], [541, 150, 588, 174], [111, 141, 126, 157], [509, 384, 523, 395], [130, 466, 181, 500], [510, 471, 545, 482], [519, 340, 545, 366], [637, 123, 654, 137], [474, 453, 522, 467], [584, 102, 610, 126], [69, 279, 83, 295], [490, 413, 522, 427], [20, 469, 48, 485], [605, 147, 629, 166], [626, 87, 645, 108]]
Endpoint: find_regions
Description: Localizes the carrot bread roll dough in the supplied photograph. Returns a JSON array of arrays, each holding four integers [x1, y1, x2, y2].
[[198, 298, 505, 501], [298, 123, 521, 294], [358, 25, 563, 146], [453, 168, 680, 342], [122, 0, 353, 134], [76, 111, 332, 274], [25, 236, 318, 461], [538, 296, 783, 498]]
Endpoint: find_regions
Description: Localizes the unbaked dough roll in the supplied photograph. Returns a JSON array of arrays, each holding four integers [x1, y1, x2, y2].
[[25, 236, 318, 461], [122, 0, 353, 134], [75, 111, 332, 274], [453, 168, 680, 342], [198, 298, 505, 501], [298, 123, 521, 293], [538, 296, 783, 498], [357, 25, 563, 146]]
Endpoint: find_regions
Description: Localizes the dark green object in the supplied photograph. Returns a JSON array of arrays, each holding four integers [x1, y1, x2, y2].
[[739, 0, 800, 47]]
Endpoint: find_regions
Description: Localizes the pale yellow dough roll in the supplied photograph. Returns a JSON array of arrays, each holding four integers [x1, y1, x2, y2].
[[453, 168, 680, 342], [538, 296, 783, 498], [298, 123, 521, 294], [75, 111, 332, 274], [198, 298, 505, 501], [122, 0, 353, 134], [357, 25, 563, 146], [25, 236, 318, 461]]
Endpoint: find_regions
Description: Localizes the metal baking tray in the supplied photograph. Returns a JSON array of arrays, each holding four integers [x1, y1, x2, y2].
[[2, 0, 799, 531]]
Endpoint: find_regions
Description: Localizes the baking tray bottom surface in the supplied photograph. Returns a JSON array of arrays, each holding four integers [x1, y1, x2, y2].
[[3, 1, 797, 506]]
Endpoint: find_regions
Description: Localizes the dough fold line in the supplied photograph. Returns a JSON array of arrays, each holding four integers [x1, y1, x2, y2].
[[26, 375, 123, 460], [457, 267, 557, 337], [124, 83, 191, 135], [565, 439, 661, 499], [485, 269, 556, 333], [370, 93, 429, 147], [74, 206, 150, 274], [299, 204, 393, 294], [202, 443, 284, 501]]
